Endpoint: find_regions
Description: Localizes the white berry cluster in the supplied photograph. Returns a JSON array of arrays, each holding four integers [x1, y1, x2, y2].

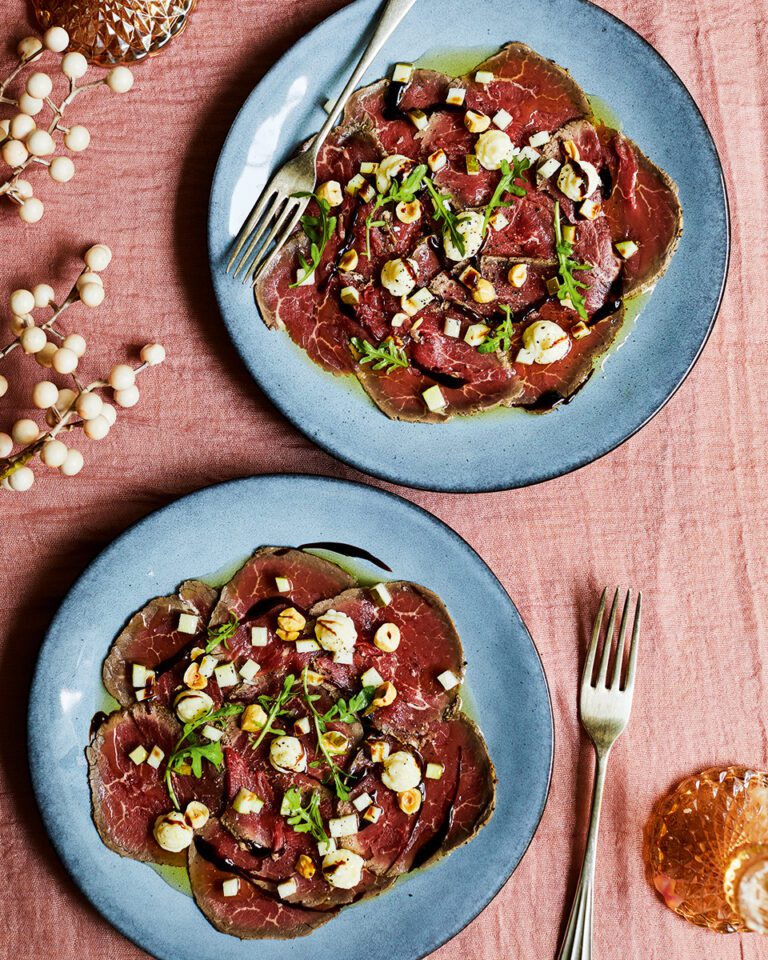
[[0, 244, 165, 491], [0, 26, 134, 224]]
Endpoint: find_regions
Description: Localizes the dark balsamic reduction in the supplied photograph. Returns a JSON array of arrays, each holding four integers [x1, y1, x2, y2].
[[383, 80, 408, 121], [89, 711, 108, 739], [243, 596, 294, 623], [599, 165, 613, 199], [298, 541, 392, 573]]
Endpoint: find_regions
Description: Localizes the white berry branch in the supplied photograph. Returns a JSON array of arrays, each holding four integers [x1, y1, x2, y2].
[[0, 26, 134, 223], [0, 244, 166, 491]]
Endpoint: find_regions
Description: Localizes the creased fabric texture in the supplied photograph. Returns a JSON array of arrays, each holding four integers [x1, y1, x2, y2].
[[0, 0, 766, 957]]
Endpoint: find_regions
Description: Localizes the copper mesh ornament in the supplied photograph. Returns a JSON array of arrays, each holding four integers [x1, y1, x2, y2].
[[644, 766, 768, 933], [32, 0, 196, 66]]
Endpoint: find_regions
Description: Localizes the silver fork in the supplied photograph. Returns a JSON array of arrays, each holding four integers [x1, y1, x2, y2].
[[228, 0, 418, 285], [556, 587, 643, 960]]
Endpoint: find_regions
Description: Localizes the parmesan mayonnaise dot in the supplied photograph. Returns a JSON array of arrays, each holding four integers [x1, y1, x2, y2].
[[322, 849, 365, 889], [443, 211, 485, 262], [153, 811, 194, 853], [269, 735, 307, 773], [314, 609, 357, 653], [174, 689, 214, 723], [475, 129, 515, 171], [381, 751, 421, 792], [519, 320, 571, 364], [376, 154, 411, 193], [380, 257, 417, 298]]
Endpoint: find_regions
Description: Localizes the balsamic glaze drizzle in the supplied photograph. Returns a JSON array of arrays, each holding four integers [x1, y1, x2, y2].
[[298, 541, 392, 573]]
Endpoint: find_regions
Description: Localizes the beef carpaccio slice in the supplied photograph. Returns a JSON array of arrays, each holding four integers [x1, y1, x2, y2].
[[253, 43, 681, 424], [103, 580, 217, 706], [189, 820, 334, 939], [87, 703, 224, 866], [310, 582, 464, 735]]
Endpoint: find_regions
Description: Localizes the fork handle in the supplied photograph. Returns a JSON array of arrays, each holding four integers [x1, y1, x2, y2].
[[310, 0, 418, 158], [556, 746, 611, 960]]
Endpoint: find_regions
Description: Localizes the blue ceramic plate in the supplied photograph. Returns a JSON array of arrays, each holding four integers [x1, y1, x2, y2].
[[28, 475, 553, 960], [208, 0, 728, 493]]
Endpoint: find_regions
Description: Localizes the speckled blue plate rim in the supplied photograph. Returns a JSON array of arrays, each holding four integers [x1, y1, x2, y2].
[[207, 0, 729, 495], [27, 474, 554, 960]]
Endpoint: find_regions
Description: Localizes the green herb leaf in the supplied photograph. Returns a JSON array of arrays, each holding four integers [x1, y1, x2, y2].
[[321, 686, 376, 724], [249, 674, 297, 753], [205, 612, 238, 655], [349, 337, 409, 374], [289, 193, 337, 288], [164, 703, 244, 809], [364, 164, 428, 260], [301, 672, 353, 802], [482, 155, 530, 234], [424, 178, 466, 258], [553, 201, 592, 321], [477, 305, 516, 354], [282, 786, 328, 844]]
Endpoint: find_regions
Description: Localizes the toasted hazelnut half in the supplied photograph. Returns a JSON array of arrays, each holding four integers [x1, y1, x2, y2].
[[320, 730, 349, 756], [563, 138, 580, 161], [472, 278, 497, 304], [184, 800, 210, 830], [241, 703, 268, 733], [396, 199, 422, 224], [398, 788, 422, 815], [277, 607, 306, 642], [374, 622, 401, 653], [296, 853, 316, 879], [369, 681, 397, 711], [508, 263, 528, 288], [183, 661, 208, 690], [338, 249, 359, 272]]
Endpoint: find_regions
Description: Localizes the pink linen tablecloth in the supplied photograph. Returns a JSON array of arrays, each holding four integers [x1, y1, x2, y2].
[[0, 0, 766, 957]]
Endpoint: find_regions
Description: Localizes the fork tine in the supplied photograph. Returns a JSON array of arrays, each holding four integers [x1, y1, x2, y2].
[[624, 592, 642, 691], [252, 203, 305, 288], [232, 196, 288, 281], [610, 589, 632, 688], [243, 199, 298, 285], [227, 184, 279, 275], [582, 587, 607, 688], [596, 587, 620, 686]]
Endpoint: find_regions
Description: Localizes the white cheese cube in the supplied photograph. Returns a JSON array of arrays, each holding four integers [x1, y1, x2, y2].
[[422, 385, 446, 413], [352, 792, 373, 812], [515, 347, 536, 365], [407, 109, 428, 131], [277, 878, 298, 899], [572, 321, 591, 340], [296, 638, 320, 653], [239, 658, 261, 681], [428, 149, 447, 172], [474, 70, 494, 84], [579, 198, 602, 220], [464, 322, 490, 347], [301, 667, 325, 686], [518, 145, 540, 165], [537, 157, 561, 180], [358, 180, 376, 203], [363, 804, 383, 824], [294, 716, 311, 735], [233, 787, 264, 815], [437, 669, 460, 691], [215, 662, 239, 688], [280, 794, 292, 816], [390, 312, 408, 329], [317, 837, 337, 856], [425, 762, 444, 780], [345, 173, 367, 196], [131, 663, 154, 688], [147, 745, 165, 769], [199, 654, 217, 677], [371, 583, 392, 607], [333, 648, 355, 665], [443, 317, 461, 339], [492, 109, 513, 130], [274, 576, 292, 593], [360, 161, 379, 175], [222, 878, 240, 897], [340, 286, 360, 306], [329, 814, 358, 838], [128, 745, 147, 765], [202, 724, 223, 742], [529, 130, 551, 147], [408, 287, 434, 312], [177, 613, 199, 635], [392, 62, 413, 84], [250, 626, 268, 647], [136, 688, 152, 702], [615, 239, 639, 259], [361, 667, 384, 688], [295, 266, 314, 287], [446, 87, 466, 106], [489, 211, 509, 231]]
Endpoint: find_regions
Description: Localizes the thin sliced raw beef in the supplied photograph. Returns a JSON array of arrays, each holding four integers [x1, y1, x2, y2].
[[189, 820, 333, 939], [87, 703, 224, 866], [310, 581, 464, 736], [103, 580, 217, 706]]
